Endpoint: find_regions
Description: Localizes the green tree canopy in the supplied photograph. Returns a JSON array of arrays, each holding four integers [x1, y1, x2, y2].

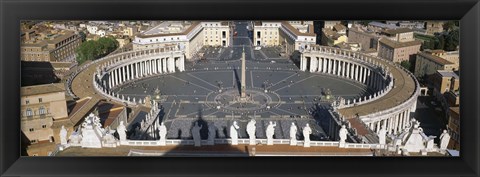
[[76, 36, 119, 64]]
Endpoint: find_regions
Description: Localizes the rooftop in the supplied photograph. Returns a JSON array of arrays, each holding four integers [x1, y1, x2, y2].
[[21, 83, 65, 97], [333, 24, 346, 32], [368, 21, 398, 30], [383, 28, 413, 35], [55, 144, 373, 156], [136, 21, 201, 38], [437, 70, 459, 79], [379, 38, 422, 49], [417, 52, 454, 65]]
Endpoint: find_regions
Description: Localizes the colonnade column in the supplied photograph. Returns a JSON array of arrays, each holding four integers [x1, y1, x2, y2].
[[393, 114, 399, 134], [332, 60, 336, 75], [163, 58, 167, 73], [323, 58, 327, 73], [121, 66, 126, 84], [168, 57, 175, 73], [318, 58, 323, 73]]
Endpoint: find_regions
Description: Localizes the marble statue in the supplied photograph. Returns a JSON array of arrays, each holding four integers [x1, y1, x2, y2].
[[439, 129, 451, 150], [159, 122, 167, 146], [60, 125, 68, 145], [246, 119, 256, 145], [68, 130, 82, 145], [230, 121, 240, 145], [303, 123, 312, 147], [378, 125, 387, 145], [339, 124, 348, 147], [207, 124, 216, 145], [102, 129, 118, 147], [80, 114, 104, 148], [191, 122, 203, 147], [289, 122, 298, 146], [116, 121, 127, 142], [266, 121, 277, 145]]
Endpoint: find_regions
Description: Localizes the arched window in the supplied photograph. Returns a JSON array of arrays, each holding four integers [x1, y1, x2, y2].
[[39, 106, 46, 115], [26, 108, 33, 117]]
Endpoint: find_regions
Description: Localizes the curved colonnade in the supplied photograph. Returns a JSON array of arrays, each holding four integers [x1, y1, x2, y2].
[[83, 44, 419, 139], [300, 45, 420, 135], [91, 46, 185, 106]]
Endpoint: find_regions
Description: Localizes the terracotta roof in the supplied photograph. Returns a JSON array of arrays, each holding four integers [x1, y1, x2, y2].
[[333, 24, 346, 32], [68, 97, 91, 116], [21, 83, 65, 96], [347, 118, 370, 136], [383, 28, 413, 35], [379, 38, 421, 49], [417, 52, 454, 65]]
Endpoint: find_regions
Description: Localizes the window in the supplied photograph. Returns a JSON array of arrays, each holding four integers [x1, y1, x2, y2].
[[26, 100, 29, 104], [26, 108, 33, 117], [39, 106, 46, 115], [42, 125, 47, 128], [30, 140, 37, 144], [38, 98, 42, 103], [29, 128, 34, 132]]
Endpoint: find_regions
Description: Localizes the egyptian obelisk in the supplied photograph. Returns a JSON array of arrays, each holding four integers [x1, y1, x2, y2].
[[241, 46, 246, 98]]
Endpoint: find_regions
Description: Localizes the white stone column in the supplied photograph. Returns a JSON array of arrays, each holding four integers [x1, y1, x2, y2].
[[181, 55, 185, 71], [154, 59, 158, 74], [388, 117, 393, 134], [393, 114, 399, 134], [400, 111, 406, 130], [162, 58, 167, 73], [318, 58, 323, 73], [168, 57, 175, 73], [323, 58, 327, 73], [158, 59, 162, 73], [332, 60, 336, 75], [376, 121, 380, 133], [113, 69, 118, 87], [147, 60, 150, 75], [109, 72, 113, 89], [126, 65, 130, 81], [310, 57, 317, 72], [346, 62, 350, 79], [338, 61, 342, 76], [135, 62, 138, 78], [122, 66, 126, 83], [382, 119, 387, 131], [300, 56, 304, 71], [366, 70, 371, 87]]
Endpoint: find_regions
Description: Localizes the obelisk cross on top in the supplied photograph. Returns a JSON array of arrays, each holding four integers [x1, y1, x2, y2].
[[241, 45, 246, 98]]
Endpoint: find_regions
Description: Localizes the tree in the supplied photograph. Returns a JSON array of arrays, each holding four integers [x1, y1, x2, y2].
[[76, 37, 119, 64], [400, 61, 411, 71], [443, 21, 457, 32], [434, 34, 445, 50], [444, 28, 459, 51], [78, 31, 87, 42]]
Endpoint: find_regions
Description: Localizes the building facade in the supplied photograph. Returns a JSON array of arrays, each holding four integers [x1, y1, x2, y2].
[[347, 26, 380, 51], [132, 21, 232, 59], [447, 107, 460, 150], [253, 21, 316, 56], [21, 83, 69, 155], [414, 52, 457, 78], [21, 31, 82, 62]]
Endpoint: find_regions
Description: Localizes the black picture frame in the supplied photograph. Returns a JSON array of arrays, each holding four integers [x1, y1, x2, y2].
[[1, 0, 479, 176]]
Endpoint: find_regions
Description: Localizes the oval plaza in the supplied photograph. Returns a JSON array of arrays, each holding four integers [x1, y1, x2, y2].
[[66, 21, 424, 153]]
